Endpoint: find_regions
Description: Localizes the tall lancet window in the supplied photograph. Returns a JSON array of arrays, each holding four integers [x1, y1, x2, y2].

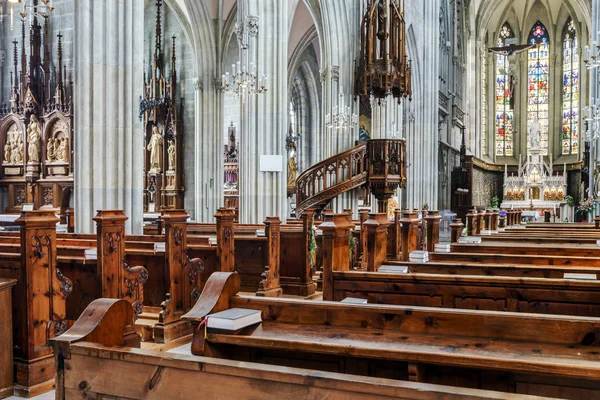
[[495, 24, 514, 156], [562, 19, 579, 155], [527, 21, 550, 154], [481, 41, 488, 156]]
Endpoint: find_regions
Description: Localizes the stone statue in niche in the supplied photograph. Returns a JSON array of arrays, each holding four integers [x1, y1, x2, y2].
[[167, 140, 176, 171], [4, 141, 11, 164], [55, 137, 68, 162], [4, 127, 23, 165], [11, 136, 23, 164], [528, 119, 541, 150], [287, 154, 297, 187], [46, 138, 55, 162], [147, 125, 163, 172], [27, 115, 42, 163]]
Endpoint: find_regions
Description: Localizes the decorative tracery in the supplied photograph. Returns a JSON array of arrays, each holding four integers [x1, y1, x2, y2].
[[562, 19, 579, 155], [527, 21, 550, 155], [495, 23, 514, 156]]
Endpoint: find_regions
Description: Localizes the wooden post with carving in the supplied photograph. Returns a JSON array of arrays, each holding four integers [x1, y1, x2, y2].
[[257, 217, 283, 297], [491, 210, 499, 231], [482, 210, 490, 231], [466, 210, 476, 236], [321, 211, 354, 301], [13, 211, 72, 396], [450, 218, 464, 243], [516, 209, 523, 224], [93, 210, 148, 320], [386, 208, 401, 260], [215, 208, 235, 272], [358, 209, 369, 269], [424, 210, 442, 252], [400, 209, 420, 261], [499, 214, 506, 229], [475, 210, 483, 235], [365, 213, 391, 272], [155, 209, 190, 343]]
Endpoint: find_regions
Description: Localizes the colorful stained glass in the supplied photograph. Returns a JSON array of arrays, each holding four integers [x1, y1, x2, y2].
[[562, 19, 579, 155], [482, 46, 488, 156], [527, 21, 550, 155], [495, 23, 514, 157]]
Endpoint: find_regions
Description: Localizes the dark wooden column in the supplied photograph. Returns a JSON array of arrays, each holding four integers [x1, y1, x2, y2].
[[215, 208, 235, 272], [482, 210, 490, 231], [358, 209, 370, 269], [475, 210, 483, 235], [155, 209, 190, 343], [257, 217, 283, 297], [321, 211, 354, 301], [499, 214, 506, 229], [14, 211, 71, 396], [400, 209, 420, 261], [466, 210, 476, 236], [424, 210, 442, 252], [450, 217, 464, 243], [364, 213, 391, 272], [387, 208, 402, 260], [94, 210, 148, 320], [516, 209, 523, 224], [491, 210, 499, 231]]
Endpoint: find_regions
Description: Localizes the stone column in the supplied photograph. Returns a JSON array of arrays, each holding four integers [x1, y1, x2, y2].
[[74, 0, 144, 233], [238, 0, 288, 223]]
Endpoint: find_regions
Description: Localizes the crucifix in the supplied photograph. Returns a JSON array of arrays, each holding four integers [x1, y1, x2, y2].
[[488, 38, 534, 109]]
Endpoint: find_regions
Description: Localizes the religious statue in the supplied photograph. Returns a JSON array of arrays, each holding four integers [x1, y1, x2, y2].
[[46, 138, 55, 162], [377, 0, 387, 43], [12, 137, 23, 164], [594, 168, 600, 199], [27, 115, 42, 163], [167, 140, 176, 171], [287, 154, 298, 187], [56, 137, 68, 162], [359, 125, 371, 141], [147, 125, 163, 172], [528, 119, 541, 149], [4, 141, 11, 164]]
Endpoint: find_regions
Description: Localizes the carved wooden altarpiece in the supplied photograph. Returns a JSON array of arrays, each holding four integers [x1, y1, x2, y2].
[[0, 3, 73, 216], [140, 0, 184, 212]]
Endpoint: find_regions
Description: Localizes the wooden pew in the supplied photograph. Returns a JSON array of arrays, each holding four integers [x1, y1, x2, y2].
[[451, 242, 600, 258], [430, 252, 600, 267], [327, 270, 600, 316], [47, 299, 544, 400], [0, 278, 17, 398], [184, 272, 600, 399]]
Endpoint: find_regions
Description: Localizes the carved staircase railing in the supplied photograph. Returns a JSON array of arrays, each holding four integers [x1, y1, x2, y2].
[[296, 139, 407, 216], [296, 143, 368, 216]]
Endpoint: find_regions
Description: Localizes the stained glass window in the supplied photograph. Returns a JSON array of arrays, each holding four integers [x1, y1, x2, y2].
[[495, 24, 514, 156], [562, 19, 579, 155], [527, 21, 550, 155], [482, 44, 488, 156]]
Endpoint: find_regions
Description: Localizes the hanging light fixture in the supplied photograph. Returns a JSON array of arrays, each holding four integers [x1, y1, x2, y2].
[[221, 0, 267, 101], [355, 0, 412, 103], [584, 32, 600, 70], [325, 83, 359, 133], [0, 0, 53, 31]]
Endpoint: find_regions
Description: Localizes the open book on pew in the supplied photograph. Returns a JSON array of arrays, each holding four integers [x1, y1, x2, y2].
[[434, 243, 450, 253], [208, 237, 217, 246], [340, 297, 368, 304], [255, 229, 266, 237], [563, 273, 597, 280], [154, 242, 166, 252], [207, 308, 262, 332]]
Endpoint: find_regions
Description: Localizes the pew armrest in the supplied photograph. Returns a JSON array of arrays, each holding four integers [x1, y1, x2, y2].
[[48, 298, 138, 359], [182, 271, 241, 326]]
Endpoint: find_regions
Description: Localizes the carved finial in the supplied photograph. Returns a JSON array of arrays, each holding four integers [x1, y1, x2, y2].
[[155, 0, 162, 59], [171, 35, 177, 78]]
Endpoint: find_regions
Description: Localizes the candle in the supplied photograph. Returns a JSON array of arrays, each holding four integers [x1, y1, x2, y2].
[[586, 45, 591, 61]]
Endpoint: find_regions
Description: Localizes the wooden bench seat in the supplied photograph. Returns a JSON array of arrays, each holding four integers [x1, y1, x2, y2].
[[430, 252, 600, 267], [48, 298, 550, 400], [451, 242, 600, 258], [181, 272, 600, 398], [328, 270, 600, 316]]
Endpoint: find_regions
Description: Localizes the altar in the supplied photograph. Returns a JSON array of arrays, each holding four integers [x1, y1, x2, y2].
[[500, 121, 567, 213]]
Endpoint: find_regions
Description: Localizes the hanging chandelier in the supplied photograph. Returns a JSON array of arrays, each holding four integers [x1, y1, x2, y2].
[[221, 0, 267, 100], [0, 0, 53, 30], [584, 34, 600, 70], [355, 0, 412, 103], [325, 85, 359, 132]]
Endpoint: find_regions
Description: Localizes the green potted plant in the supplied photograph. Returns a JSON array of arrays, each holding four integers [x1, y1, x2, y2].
[[490, 195, 499, 210]]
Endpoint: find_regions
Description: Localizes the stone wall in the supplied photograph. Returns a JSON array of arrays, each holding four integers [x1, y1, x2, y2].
[[472, 167, 503, 208]]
